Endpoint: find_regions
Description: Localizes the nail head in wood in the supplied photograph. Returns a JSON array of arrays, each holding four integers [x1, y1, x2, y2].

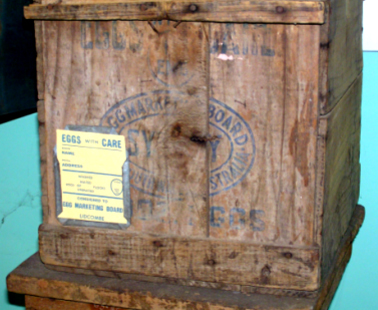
[[189, 4, 199, 12], [276, 6, 285, 13]]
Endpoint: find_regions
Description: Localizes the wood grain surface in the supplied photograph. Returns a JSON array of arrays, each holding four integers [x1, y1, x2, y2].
[[320, 74, 362, 281], [41, 20, 210, 237], [25, 1, 326, 24], [29, 0, 363, 294], [323, 0, 363, 113], [39, 223, 320, 290], [8, 206, 363, 309], [207, 23, 319, 246], [38, 19, 322, 244], [26, 296, 127, 310], [44, 262, 321, 298]]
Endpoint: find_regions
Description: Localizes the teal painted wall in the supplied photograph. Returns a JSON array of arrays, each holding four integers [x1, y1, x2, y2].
[[0, 52, 376, 309], [0, 113, 42, 309]]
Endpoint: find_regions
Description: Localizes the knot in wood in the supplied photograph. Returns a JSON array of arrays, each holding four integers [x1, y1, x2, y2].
[[190, 134, 220, 145], [171, 123, 182, 137], [261, 265, 271, 277], [188, 4, 199, 12], [228, 251, 238, 259], [207, 259, 217, 266], [60, 233, 69, 239], [153, 240, 164, 248], [275, 6, 285, 13], [282, 252, 293, 259], [190, 135, 207, 145], [108, 250, 116, 256]]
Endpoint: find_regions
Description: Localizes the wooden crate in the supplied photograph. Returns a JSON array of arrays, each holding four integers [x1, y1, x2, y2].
[[24, 0, 363, 295], [5, 224, 364, 310]]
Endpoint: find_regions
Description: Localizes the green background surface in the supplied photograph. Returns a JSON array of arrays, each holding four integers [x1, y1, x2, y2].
[[0, 52, 377, 309]]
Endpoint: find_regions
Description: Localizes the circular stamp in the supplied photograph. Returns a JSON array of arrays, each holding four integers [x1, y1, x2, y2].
[[110, 179, 123, 196], [100, 91, 255, 197], [208, 98, 255, 196]]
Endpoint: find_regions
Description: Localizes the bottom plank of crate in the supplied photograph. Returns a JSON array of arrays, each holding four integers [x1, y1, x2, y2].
[[40, 204, 364, 298], [38, 223, 320, 291], [7, 244, 347, 310], [7, 206, 364, 310]]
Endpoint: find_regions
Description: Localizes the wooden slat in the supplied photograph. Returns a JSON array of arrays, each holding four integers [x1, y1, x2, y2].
[[10, 253, 317, 310], [320, 0, 363, 113], [9, 206, 364, 310], [314, 6, 329, 247], [207, 23, 319, 246], [24, 1, 326, 24], [35, 21, 45, 100], [37, 100, 49, 222], [40, 20, 209, 235], [44, 263, 321, 298], [167, 1, 325, 24], [316, 205, 365, 310], [315, 0, 363, 273], [25, 294, 310, 310], [314, 117, 327, 246], [317, 5, 329, 115], [39, 223, 320, 290], [26, 296, 127, 310], [320, 74, 362, 280]]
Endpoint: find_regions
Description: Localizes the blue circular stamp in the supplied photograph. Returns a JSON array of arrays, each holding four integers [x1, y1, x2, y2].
[[208, 98, 255, 196], [100, 90, 255, 197]]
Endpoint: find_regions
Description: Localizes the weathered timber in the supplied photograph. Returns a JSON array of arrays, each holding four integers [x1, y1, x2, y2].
[[315, 205, 364, 310], [37, 20, 323, 244], [40, 205, 364, 298], [25, 1, 326, 24], [317, 5, 329, 114], [323, 0, 363, 113], [37, 100, 49, 222], [40, 20, 209, 236], [45, 262, 321, 298], [35, 21, 45, 100], [26, 0, 363, 296], [26, 296, 126, 310], [39, 223, 319, 290], [208, 23, 319, 245], [320, 74, 362, 283], [314, 0, 363, 282], [36, 19, 47, 220], [10, 254, 318, 310], [8, 206, 364, 309], [314, 6, 329, 246]]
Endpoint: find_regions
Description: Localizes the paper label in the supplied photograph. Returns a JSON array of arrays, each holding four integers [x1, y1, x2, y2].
[[56, 129, 127, 224]]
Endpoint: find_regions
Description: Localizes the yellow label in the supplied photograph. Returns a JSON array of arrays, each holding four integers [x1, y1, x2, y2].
[[56, 129, 127, 224]]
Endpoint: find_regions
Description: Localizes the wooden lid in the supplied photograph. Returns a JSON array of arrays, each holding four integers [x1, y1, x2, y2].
[[24, 0, 326, 24]]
